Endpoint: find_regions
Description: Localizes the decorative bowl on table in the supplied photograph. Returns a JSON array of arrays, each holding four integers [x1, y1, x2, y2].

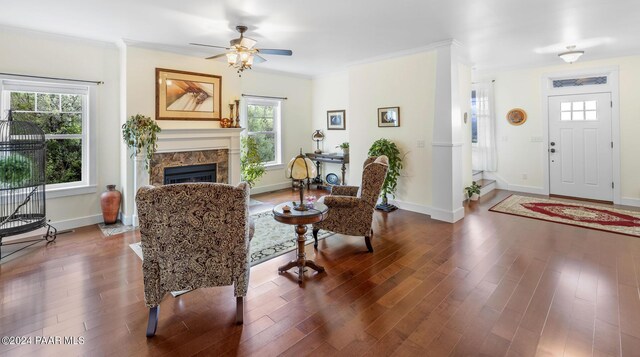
[[326, 173, 340, 186]]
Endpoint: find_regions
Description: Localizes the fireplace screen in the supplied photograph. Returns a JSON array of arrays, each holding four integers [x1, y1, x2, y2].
[[0, 110, 57, 260], [164, 163, 217, 185]]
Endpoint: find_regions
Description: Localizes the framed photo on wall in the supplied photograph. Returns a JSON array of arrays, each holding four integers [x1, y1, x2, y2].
[[378, 107, 400, 127], [156, 68, 222, 121], [327, 110, 346, 130]]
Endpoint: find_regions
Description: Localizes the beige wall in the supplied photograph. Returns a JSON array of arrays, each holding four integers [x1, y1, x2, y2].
[[476, 55, 640, 204], [348, 51, 437, 207], [311, 71, 350, 181], [0, 27, 121, 228]]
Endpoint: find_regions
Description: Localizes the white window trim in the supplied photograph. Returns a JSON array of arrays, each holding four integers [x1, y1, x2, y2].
[[241, 96, 283, 169], [0, 75, 97, 198]]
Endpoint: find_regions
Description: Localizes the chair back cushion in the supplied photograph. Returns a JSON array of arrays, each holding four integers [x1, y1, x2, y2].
[[136, 182, 250, 300], [359, 155, 389, 206]]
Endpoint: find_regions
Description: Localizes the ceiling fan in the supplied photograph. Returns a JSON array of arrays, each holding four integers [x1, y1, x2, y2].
[[190, 25, 293, 75]]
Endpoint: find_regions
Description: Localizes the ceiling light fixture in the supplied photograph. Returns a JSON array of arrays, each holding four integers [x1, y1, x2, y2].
[[558, 45, 584, 63]]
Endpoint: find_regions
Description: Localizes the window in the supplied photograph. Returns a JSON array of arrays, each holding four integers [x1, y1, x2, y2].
[[552, 76, 607, 88], [560, 100, 597, 121], [244, 98, 282, 166], [1, 78, 96, 197], [470, 90, 478, 144]]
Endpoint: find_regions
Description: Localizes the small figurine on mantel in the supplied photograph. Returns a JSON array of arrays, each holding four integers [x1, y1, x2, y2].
[[234, 99, 241, 128]]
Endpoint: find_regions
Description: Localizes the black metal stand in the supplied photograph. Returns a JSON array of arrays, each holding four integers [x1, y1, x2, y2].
[[0, 222, 57, 261]]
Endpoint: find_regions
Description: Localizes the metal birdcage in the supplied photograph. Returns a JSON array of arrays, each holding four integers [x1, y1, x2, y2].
[[0, 110, 56, 260]]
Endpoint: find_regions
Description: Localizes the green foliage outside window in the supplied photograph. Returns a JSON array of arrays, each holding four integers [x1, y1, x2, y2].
[[9, 91, 84, 185], [247, 104, 277, 163], [0, 154, 33, 187]]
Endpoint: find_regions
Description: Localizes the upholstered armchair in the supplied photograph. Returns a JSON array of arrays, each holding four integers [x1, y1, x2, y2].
[[136, 182, 254, 337], [312, 156, 389, 252]]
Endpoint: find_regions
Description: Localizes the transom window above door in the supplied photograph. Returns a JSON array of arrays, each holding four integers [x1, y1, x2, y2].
[[560, 100, 597, 121]]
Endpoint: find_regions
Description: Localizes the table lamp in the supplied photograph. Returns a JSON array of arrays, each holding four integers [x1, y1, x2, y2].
[[286, 150, 318, 211], [311, 130, 325, 154]]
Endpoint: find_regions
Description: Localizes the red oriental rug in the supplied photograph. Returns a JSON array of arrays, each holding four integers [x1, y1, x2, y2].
[[490, 195, 640, 237]]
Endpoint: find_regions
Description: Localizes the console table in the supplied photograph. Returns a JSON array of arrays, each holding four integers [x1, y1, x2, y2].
[[305, 153, 349, 189]]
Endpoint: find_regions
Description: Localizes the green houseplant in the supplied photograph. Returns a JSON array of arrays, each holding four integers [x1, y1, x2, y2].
[[240, 135, 266, 188], [465, 181, 482, 201], [122, 114, 161, 171], [336, 142, 349, 155], [368, 138, 404, 212]]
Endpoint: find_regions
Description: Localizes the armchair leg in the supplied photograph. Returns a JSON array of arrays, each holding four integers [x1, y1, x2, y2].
[[312, 228, 320, 249], [236, 296, 244, 324], [146, 306, 159, 337], [365, 229, 374, 253]]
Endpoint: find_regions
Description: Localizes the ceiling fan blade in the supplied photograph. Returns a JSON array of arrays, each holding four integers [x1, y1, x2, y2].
[[253, 54, 267, 64], [258, 48, 293, 56], [206, 53, 227, 60], [190, 42, 230, 50]]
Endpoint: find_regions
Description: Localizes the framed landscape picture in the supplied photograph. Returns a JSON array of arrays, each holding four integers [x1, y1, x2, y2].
[[156, 68, 222, 121], [327, 110, 346, 130], [378, 107, 400, 127]]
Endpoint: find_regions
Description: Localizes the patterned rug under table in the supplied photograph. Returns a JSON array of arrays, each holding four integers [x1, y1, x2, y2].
[[490, 195, 640, 237], [129, 210, 334, 266]]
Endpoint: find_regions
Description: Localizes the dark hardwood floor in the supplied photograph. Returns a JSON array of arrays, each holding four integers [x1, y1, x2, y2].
[[1, 189, 639, 356]]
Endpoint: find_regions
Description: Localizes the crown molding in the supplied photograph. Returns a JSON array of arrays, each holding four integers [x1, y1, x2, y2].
[[345, 39, 465, 69], [0, 24, 117, 49]]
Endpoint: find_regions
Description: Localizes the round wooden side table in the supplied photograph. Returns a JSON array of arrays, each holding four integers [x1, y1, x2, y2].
[[273, 202, 329, 283]]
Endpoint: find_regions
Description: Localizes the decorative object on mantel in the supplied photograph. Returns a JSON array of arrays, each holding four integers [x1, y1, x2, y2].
[[506, 108, 527, 126], [286, 149, 317, 211], [312, 130, 325, 154], [327, 110, 346, 130], [368, 138, 404, 212], [0, 110, 57, 260], [234, 99, 241, 128], [122, 114, 161, 171], [336, 142, 349, 155], [100, 185, 122, 225], [220, 117, 232, 128], [189, 25, 293, 76], [240, 136, 266, 188], [378, 107, 400, 127], [155, 68, 222, 121]]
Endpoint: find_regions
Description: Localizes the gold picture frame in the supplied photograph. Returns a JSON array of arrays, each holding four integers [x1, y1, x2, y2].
[[155, 68, 222, 121]]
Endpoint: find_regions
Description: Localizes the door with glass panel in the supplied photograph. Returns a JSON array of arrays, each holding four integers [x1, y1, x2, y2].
[[548, 93, 612, 201]]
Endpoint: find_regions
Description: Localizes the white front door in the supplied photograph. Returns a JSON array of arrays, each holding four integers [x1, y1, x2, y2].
[[549, 93, 613, 201]]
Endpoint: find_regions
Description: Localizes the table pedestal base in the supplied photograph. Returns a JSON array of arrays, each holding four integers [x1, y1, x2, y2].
[[278, 224, 325, 283]]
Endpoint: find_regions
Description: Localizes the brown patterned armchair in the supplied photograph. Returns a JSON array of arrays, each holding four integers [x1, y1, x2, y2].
[[136, 182, 253, 337], [312, 156, 389, 252]]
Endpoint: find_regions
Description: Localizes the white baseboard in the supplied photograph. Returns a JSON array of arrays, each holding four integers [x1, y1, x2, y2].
[[507, 184, 546, 195], [388, 198, 432, 216], [430, 206, 465, 223], [250, 181, 291, 195], [620, 197, 640, 207], [3, 214, 103, 242]]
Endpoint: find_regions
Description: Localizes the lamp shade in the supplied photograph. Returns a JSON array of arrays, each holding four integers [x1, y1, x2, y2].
[[287, 156, 317, 180]]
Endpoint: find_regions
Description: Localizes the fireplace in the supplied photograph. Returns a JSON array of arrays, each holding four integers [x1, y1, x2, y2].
[[164, 164, 217, 184]]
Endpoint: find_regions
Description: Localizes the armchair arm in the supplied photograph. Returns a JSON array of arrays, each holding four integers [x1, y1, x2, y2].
[[322, 195, 365, 208], [331, 185, 359, 197]]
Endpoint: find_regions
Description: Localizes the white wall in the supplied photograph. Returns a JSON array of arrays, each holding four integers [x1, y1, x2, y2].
[[348, 51, 437, 208], [476, 55, 640, 204], [458, 63, 473, 189], [311, 71, 350, 181], [122, 46, 312, 216], [0, 27, 121, 228]]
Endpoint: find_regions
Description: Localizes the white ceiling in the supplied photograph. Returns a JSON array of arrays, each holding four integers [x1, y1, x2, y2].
[[2, 0, 640, 76]]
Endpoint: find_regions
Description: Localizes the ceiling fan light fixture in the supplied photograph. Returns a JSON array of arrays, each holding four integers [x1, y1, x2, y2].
[[226, 52, 238, 65], [558, 46, 584, 63]]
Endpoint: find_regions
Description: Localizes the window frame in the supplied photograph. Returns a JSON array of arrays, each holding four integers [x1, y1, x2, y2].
[[0, 76, 97, 198], [242, 97, 283, 169]]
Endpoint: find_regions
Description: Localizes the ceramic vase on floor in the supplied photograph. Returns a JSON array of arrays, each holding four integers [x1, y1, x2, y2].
[[100, 185, 122, 225]]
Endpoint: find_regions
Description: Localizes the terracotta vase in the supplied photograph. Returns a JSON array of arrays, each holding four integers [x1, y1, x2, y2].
[[100, 185, 122, 225]]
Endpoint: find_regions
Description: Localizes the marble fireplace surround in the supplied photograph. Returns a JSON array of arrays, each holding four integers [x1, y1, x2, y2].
[[134, 128, 244, 199]]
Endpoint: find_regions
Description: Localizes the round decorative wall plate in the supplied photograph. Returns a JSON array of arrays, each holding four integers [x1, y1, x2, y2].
[[326, 173, 340, 185], [506, 108, 527, 126]]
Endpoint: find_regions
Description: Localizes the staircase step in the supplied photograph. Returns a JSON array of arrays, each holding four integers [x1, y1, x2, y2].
[[472, 170, 484, 181], [476, 179, 495, 187], [477, 179, 496, 197]]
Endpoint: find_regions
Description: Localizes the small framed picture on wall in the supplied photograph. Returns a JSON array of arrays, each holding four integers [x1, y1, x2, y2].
[[327, 110, 346, 130], [378, 107, 400, 127]]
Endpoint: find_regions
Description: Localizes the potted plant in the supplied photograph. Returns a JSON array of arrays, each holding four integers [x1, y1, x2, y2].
[[122, 114, 161, 171], [336, 142, 349, 155], [368, 138, 404, 212], [465, 181, 482, 201], [240, 135, 266, 188]]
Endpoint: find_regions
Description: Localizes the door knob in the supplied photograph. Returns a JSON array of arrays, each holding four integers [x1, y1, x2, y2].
[[550, 148, 556, 153], [550, 142, 555, 146]]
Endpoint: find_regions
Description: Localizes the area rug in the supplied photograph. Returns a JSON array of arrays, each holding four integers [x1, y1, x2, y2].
[[128, 210, 334, 266], [490, 195, 640, 237], [99, 221, 137, 237]]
